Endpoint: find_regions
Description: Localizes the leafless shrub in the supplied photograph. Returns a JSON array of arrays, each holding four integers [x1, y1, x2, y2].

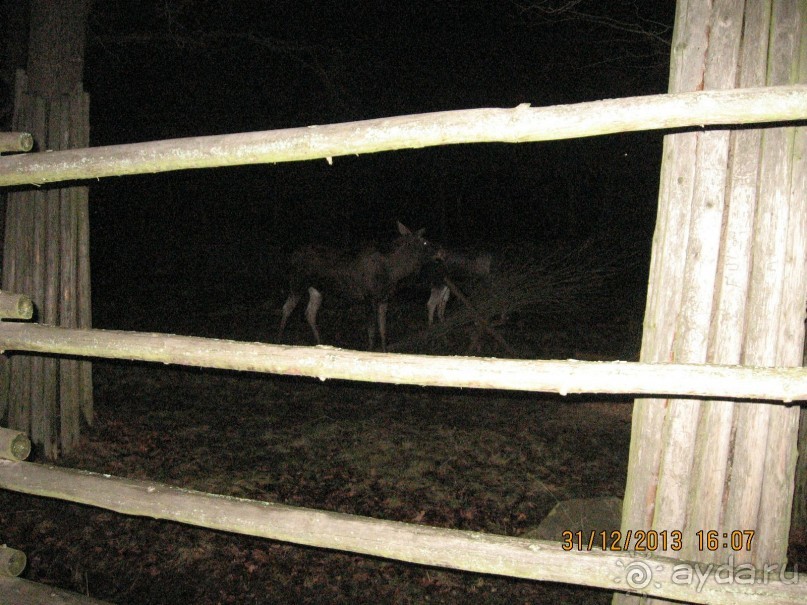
[[394, 234, 644, 356]]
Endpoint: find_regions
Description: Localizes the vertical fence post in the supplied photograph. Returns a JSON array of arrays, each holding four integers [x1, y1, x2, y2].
[[616, 3, 806, 604]]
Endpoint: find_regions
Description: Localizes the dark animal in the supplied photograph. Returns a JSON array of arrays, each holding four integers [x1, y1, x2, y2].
[[277, 222, 433, 351], [425, 250, 491, 324]]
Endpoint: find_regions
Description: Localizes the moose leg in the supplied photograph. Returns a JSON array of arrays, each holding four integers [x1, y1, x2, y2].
[[437, 286, 449, 323], [427, 285, 450, 325], [277, 292, 301, 341], [366, 300, 377, 351], [304, 287, 323, 345], [377, 300, 388, 352]]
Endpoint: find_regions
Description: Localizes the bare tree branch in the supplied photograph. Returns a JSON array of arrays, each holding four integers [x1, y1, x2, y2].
[[89, 3, 358, 114], [513, 0, 672, 48]]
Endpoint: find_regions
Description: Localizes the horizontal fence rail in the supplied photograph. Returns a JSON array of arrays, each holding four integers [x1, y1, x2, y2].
[[0, 323, 805, 402], [0, 131, 33, 154], [0, 86, 804, 187], [0, 576, 111, 605], [1, 459, 804, 605]]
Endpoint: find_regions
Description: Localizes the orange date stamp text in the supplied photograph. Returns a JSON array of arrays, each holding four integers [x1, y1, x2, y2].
[[560, 529, 755, 552]]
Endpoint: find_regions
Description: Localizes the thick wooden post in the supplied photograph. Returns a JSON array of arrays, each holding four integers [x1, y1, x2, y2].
[[615, 1, 806, 603], [1, 0, 92, 458]]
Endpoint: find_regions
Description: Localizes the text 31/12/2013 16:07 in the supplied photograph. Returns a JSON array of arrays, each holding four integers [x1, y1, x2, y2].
[[561, 529, 756, 552]]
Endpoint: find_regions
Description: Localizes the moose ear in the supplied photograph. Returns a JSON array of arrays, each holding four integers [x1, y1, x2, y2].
[[416, 228, 426, 238], [397, 221, 411, 236]]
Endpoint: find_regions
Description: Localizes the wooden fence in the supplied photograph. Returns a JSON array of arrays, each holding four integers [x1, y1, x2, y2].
[[1, 86, 807, 604]]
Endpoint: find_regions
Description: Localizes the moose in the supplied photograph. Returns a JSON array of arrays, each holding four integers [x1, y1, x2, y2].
[[277, 222, 434, 351], [424, 249, 491, 324]]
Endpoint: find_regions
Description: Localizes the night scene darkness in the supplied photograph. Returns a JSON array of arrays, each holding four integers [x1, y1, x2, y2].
[[0, 2, 691, 604], [78, 0, 674, 330]]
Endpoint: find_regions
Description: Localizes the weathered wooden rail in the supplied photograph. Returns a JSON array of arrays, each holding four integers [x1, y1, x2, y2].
[[1, 451, 806, 605], [0, 322, 805, 402], [0, 86, 804, 187]]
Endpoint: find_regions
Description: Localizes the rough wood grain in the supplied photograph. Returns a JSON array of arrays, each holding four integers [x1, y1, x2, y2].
[[617, 2, 806, 604], [0, 86, 805, 187], [0, 322, 804, 402], [0, 576, 111, 604], [0, 132, 33, 153], [0, 291, 33, 319]]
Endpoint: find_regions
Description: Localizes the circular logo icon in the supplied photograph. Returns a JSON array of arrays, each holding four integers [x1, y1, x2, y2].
[[624, 560, 654, 590]]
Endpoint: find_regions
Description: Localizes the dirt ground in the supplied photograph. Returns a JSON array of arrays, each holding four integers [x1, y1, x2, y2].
[[1, 259, 803, 604]]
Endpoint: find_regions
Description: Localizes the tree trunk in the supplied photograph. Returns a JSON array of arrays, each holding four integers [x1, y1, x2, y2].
[[1, 0, 92, 458], [615, 1, 806, 603]]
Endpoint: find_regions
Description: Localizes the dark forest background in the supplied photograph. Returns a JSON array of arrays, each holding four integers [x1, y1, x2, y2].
[[0, 1, 676, 328]]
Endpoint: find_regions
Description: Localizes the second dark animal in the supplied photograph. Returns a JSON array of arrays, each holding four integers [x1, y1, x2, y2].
[[425, 250, 492, 324]]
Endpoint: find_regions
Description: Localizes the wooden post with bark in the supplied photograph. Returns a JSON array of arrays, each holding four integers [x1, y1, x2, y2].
[[1, 0, 93, 458], [615, 2, 806, 604]]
